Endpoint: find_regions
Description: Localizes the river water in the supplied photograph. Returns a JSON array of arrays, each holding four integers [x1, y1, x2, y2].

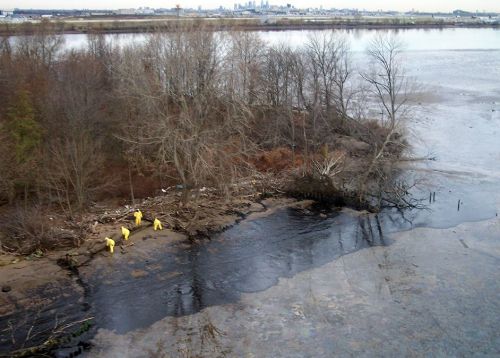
[[5, 28, 500, 356], [10, 27, 500, 52]]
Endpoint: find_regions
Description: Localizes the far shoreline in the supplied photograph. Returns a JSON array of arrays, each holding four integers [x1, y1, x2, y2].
[[1, 17, 499, 35]]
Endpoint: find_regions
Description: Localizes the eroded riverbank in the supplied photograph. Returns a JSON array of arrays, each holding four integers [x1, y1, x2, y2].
[[1, 182, 499, 356], [0, 197, 312, 356]]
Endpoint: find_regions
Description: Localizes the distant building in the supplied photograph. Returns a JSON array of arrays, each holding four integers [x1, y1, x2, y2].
[[115, 8, 136, 15], [0, 9, 14, 16], [137, 7, 155, 15]]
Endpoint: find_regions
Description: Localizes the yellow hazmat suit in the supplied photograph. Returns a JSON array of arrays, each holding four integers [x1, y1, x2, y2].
[[133, 210, 143, 226], [154, 218, 163, 231], [105, 237, 115, 253], [121, 226, 130, 240]]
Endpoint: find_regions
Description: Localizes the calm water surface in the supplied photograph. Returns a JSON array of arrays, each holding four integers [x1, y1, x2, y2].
[[8, 27, 500, 52]]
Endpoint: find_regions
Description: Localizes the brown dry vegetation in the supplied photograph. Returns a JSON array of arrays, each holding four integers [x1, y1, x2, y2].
[[0, 21, 413, 255]]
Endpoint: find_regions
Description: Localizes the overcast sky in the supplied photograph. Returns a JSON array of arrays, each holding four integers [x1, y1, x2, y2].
[[1, 0, 499, 12]]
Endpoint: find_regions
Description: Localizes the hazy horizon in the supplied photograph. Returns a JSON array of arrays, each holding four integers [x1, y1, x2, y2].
[[1, 0, 499, 13]]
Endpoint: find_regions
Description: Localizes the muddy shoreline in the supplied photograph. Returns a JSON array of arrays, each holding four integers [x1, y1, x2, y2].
[[0, 191, 312, 356], [87, 216, 500, 357]]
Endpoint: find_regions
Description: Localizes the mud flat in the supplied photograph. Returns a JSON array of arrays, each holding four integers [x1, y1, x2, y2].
[[0, 197, 303, 356], [0, 254, 85, 355], [88, 216, 500, 357]]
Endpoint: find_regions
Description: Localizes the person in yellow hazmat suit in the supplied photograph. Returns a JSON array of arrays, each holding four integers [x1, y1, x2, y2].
[[154, 218, 163, 231], [133, 209, 143, 226], [105, 237, 115, 253], [121, 226, 130, 240]]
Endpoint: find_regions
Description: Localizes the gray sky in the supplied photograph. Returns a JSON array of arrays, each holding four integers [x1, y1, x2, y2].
[[1, 0, 499, 12]]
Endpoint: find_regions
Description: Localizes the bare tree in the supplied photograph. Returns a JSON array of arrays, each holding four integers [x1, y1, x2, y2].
[[305, 32, 353, 122], [14, 19, 64, 70], [225, 31, 265, 104], [0, 26, 416, 220], [45, 135, 108, 214], [40, 49, 115, 213], [362, 34, 411, 127], [114, 28, 255, 203], [0, 128, 16, 203], [358, 34, 411, 206], [0, 34, 11, 56]]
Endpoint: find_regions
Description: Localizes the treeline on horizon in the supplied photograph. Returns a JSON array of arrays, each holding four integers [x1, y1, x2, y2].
[[0, 21, 410, 218], [1, 16, 496, 37]]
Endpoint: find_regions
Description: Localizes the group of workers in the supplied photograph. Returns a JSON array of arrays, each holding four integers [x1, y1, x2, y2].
[[105, 209, 164, 254]]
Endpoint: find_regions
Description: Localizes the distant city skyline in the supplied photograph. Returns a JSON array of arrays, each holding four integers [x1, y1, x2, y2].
[[1, 0, 499, 12]]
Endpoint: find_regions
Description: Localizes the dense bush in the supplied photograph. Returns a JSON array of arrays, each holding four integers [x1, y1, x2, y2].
[[0, 23, 410, 216]]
